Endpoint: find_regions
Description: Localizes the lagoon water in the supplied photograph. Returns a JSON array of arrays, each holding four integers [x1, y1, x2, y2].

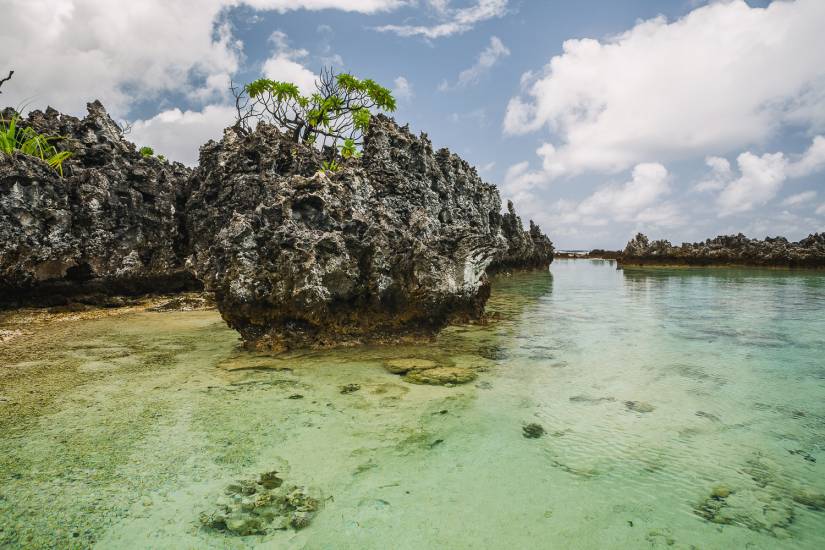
[[1, 259, 824, 549]]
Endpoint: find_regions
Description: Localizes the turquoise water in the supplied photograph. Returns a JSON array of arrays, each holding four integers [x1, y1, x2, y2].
[[1, 259, 824, 548]]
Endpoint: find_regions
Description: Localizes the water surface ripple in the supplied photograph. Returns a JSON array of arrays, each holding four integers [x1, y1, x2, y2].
[[1, 259, 824, 549]]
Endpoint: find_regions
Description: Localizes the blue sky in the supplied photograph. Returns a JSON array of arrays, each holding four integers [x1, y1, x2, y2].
[[3, 0, 824, 248]]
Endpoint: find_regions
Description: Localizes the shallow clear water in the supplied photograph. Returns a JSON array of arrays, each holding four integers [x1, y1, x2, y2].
[[1, 259, 824, 549]]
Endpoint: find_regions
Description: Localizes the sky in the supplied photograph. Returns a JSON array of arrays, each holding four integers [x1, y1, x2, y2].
[[2, 0, 824, 249]]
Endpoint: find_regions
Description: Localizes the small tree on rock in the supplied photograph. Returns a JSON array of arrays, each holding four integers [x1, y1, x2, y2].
[[232, 67, 396, 160]]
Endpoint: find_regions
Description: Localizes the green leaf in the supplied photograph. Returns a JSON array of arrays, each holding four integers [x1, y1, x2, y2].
[[352, 108, 371, 132], [340, 138, 357, 160]]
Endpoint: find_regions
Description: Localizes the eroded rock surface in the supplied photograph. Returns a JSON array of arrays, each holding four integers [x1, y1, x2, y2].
[[620, 232, 825, 268], [489, 200, 554, 271], [0, 102, 196, 307], [187, 115, 552, 350]]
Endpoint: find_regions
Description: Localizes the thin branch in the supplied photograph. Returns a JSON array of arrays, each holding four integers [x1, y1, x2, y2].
[[0, 70, 13, 94]]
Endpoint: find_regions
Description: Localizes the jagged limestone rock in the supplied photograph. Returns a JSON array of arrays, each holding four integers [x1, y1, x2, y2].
[[488, 200, 555, 271], [187, 115, 553, 350], [0, 102, 195, 306], [620, 232, 825, 268]]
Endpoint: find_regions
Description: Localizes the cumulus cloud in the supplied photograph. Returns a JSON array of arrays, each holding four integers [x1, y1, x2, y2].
[[0, 0, 402, 117], [781, 191, 817, 207], [694, 157, 733, 192], [376, 0, 508, 39], [503, 162, 680, 237], [504, 0, 825, 179], [716, 152, 788, 216], [572, 163, 674, 225], [439, 36, 509, 91], [787, 135, 825, 178], [262, 31, 317, 94], [393, 76, 414, 101], [130, 105, 237, 166], [712, 136, 825, 215], [129, 28, 320, 166]]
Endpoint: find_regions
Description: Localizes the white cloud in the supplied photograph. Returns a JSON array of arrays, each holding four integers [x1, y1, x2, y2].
[[376, 0, 508, 39], [787, 135, 825, 178], [0, 0, 402, 117], [817, 203, 825, 216], [714, 136, 825, 215], [503, 162, 679, 235], [781, 191, 817, 207], [316, 23, 345, 67], [694, 157, 732, 192], [262, 31, 317, 94], [449, 108, 488, 127], [130, 104, 237, 166], [393, 76, 414, 101], [717, 152, 788, 216], [439, 36, 509, 91], [504, 0, 825, 179], [238, 0, 405, 13], [574, 163, 672, 224]]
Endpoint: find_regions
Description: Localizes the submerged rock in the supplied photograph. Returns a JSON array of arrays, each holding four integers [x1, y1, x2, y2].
[[201, 471, 320, 536], [403, 366, 477, 385], [620, 232, 825, 268], [186, 115, 552, 350], [383, 358, 439, 374], [792, 489, 825, 511], [624, 400, 655, 413], [523, 423, 545, 438], [694, 487, 795, 535], [711, 484, 732, 499], [0, 102, 197, 307]]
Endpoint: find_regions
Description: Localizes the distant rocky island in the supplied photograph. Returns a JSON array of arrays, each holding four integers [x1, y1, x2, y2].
[[555, 249, 621, 260], [619, 232, 825, 268], [0, 102, 553, 350]]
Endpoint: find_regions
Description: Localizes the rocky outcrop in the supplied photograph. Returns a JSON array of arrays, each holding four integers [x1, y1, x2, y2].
[[0, 102, 197, 307], [488, 200, 554, 271], [187, 115, 550, 350], [2, 101, 555, 347], [620, 232, 825, 268]]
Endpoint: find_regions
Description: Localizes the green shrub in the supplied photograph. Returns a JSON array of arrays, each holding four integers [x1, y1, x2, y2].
[[320, 159, 339, 173], [139, 146, 154, 157], [234, 67, 395, 161], [0, 114, 72, 176]]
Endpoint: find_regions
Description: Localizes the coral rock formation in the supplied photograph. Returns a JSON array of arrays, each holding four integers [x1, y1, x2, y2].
[[620, 232, 825, 268], [187, 115, 552, 350], [2, 101, 555, 347], [0, 102, 196, 306], [488, 200, 554, 271]]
